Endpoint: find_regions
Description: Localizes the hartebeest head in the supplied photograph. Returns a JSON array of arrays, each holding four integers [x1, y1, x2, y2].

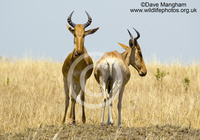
[[118, 28, 147, 76], [66, 11, 99, 56]]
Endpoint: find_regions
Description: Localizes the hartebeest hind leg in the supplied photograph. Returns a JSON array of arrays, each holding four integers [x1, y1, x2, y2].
[[107, 90, 113, 125], [99, 77, 109, 125], [107, 78, 122, 125], [100, 84, 107, 125], [118, 86, 124, 126], [98, 66, 110, 125]]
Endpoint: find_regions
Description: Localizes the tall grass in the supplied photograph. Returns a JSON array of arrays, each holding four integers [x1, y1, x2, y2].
[[0, 59, 200, 134]]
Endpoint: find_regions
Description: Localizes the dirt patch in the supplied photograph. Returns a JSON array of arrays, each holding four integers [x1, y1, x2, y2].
[[1, 124, 200, 140]]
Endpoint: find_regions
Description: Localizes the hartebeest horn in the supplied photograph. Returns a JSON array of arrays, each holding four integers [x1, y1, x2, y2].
[[67, 11, 77, 28], [83, 11, 92, 28], [127, 29, 133, 39], [133, 28, 140, 40]]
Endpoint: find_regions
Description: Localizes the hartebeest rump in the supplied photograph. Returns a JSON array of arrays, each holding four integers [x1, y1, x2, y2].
[[94, 28, 147, 126], [62, 11, 99, 124]]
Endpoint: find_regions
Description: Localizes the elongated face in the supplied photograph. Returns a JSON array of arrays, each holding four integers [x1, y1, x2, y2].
[[129, 39, 147, 76], [73, 25, 85, 55]]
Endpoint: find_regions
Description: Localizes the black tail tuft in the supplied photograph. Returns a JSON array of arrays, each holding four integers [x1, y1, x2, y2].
[[108, 76, 112, 94]]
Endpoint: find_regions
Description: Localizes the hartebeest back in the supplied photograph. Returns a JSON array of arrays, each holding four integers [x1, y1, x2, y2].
[[62, 11, 99, 124], [94, 28, 147, 126]]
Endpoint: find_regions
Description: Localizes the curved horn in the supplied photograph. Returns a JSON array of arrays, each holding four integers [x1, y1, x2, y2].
[[127, 29, 133, 39], [83, 11, 92, 28], [133, 28, 140, 40], [67, 11, 77, 28]]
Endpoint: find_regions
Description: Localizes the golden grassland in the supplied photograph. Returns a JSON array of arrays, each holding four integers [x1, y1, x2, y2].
[[0, 58, 200, 135]]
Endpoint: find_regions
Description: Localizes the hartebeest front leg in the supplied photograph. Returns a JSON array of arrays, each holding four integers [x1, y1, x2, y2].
[[69, 83, 80, 124], [80, 90, 86, 123], [118, 86, 124, 127], [62, 78, 69, 124]]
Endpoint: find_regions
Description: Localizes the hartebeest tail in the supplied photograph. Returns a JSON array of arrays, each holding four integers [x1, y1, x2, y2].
[[94, 28, 147, 126], [62, 11, 99, 124]]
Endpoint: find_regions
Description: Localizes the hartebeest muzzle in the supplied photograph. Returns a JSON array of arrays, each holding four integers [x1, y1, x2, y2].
[[139, 70, 147, 77]]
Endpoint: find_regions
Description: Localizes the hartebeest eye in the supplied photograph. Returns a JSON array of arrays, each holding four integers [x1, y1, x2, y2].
[[130, 42, 133, 47]]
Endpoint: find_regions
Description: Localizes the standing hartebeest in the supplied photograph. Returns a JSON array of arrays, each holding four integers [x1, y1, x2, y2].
[[62, 11, 99, 124], [94, 28, 147, 126]]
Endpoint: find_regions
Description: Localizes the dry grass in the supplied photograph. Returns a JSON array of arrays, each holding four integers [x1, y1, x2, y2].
[[0, 58, 200, 135]]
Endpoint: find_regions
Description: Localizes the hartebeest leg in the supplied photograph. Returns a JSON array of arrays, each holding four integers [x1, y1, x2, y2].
[[98, 64, 110, 125], [107, 91, 113, 125], [68, 85, 74, 123], [100, 80, 107, 125], [118, 86, 124, 127], [101, 89, 107, 124], [62, 78, 69, 124], [80, 89, 86, 123], [69, 82, 80, 124]]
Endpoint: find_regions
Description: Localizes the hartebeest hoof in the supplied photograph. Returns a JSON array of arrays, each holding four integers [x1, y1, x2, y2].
[[68, 118, 76, 124], [118, 124, 123, 128], [82, 117, 86, 123], [108, 123, 114, 126], [107, 121, 114, 126], [100, 122, 105, 126]]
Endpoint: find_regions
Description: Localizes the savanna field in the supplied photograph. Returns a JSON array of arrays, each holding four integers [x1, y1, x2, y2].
[[0, 58, 200, 139]]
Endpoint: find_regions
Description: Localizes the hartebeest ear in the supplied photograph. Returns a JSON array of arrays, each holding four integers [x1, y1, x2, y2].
[[118, 42, 129, 50], [66, 24, 74, 34], [85, 27, 99, 36]]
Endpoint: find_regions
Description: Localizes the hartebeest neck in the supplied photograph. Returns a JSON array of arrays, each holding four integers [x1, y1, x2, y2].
[[121, 49, 132, 66]]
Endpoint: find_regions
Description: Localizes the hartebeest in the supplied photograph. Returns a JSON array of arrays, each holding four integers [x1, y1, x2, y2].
[[94, 28, 147, 126], [62, 11, 99, 124]]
